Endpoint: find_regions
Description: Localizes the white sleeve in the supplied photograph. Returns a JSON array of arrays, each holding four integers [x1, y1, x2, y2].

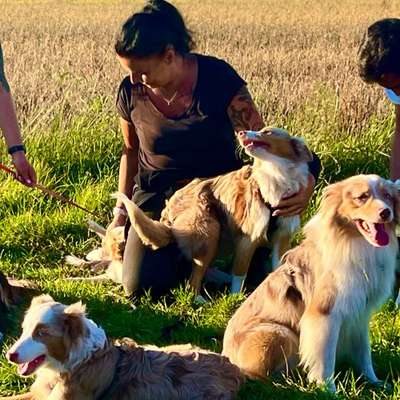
[[384, 88, 400, 105]]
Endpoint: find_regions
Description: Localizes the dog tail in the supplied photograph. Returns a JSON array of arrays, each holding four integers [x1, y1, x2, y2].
[[112, 192, 172, 250]]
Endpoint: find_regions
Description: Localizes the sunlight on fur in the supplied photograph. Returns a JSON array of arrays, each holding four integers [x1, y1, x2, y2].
[[222, 174, 399, 393]]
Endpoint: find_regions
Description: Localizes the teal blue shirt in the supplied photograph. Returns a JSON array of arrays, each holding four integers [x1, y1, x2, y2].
[[0, 43, 11, 92]]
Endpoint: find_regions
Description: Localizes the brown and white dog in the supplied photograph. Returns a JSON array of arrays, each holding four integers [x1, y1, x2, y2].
[[114, 127, 312, 296], [65, 221, 125, 283], [222, 174, 399, 392], [5, 295, 243, 400], [0, 271, 15, 342], [0, 272, 37, 343]]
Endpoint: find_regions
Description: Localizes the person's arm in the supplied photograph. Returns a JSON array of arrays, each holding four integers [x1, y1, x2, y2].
[[227, 85, 264, 132], [0, 45, 36, 185], [390, 105, 400, 180], [109, 118, 139, 228], [227, 84, 316, 217]]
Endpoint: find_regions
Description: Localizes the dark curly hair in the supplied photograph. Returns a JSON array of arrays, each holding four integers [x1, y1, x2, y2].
[[115, 0, 195, 58], [358, 18, 400, 83]]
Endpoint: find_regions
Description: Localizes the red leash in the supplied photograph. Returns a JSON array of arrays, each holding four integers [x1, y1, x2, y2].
[[0, 162, 99, 218]]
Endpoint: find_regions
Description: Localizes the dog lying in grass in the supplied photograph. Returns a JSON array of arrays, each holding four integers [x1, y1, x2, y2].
[[0, 272, 37, 343], [65, 221, 125, 283], [115, 127, 312, 296], [4, 295, 243, 400], [222, 174, 399, 392]]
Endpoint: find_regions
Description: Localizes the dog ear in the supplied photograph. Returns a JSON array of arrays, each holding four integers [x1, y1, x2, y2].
[[30, 294, 54, 307], [63, 302, 86, 343], [290, 138, 313, 163], [319, 181, 343, 219], [64, 301, 86, 316]]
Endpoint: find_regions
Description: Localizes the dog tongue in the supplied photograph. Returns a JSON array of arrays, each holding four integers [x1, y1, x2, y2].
[[18, 355, 46, 376], [369, 223, 389, 246]]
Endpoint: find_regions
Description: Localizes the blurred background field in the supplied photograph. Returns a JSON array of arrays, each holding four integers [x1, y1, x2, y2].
[[0, 1, 400, 398]]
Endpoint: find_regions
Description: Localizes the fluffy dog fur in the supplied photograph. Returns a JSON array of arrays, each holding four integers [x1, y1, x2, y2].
[[65, 221, 125, 283], [4, 295, 243, 400], [222, 174, 399, 392], [115, 127, 312, 295]]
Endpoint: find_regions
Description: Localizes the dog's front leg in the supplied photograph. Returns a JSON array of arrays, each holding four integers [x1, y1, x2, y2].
[[349, 318, 384, 386], [299, 310, 341, 392], [231, 236, 258, 293]]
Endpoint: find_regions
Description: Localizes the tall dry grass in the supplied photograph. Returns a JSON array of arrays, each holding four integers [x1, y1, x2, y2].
[[1, 0, 399, 135]]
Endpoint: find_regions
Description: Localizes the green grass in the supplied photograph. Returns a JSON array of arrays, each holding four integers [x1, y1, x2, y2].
[[0, 95, 399, 399]]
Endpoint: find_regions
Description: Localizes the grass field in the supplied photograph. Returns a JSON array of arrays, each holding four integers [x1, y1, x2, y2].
[[1, 0, 400, 398]]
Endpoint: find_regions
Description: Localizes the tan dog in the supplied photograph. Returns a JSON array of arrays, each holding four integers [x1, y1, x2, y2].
[[65, 221, 125, 283], [222, 174, 399, 392], [4, 295, 243, 400], [115, 127, 312, 296]]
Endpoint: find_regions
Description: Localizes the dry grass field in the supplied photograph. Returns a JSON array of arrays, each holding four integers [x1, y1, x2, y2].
[[1, 0, 400, 398]]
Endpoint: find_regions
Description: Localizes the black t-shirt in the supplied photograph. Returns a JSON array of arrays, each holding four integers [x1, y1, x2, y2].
[[116, 54, 245, 209]]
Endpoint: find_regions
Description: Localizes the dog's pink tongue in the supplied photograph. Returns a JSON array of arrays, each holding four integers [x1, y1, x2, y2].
[[369, 223, 389, 246], [17, 355, 46, 376]]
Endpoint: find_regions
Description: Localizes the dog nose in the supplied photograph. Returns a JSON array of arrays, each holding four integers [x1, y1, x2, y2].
[[379, 208, 391, 221], [7, 351, 19, 363]]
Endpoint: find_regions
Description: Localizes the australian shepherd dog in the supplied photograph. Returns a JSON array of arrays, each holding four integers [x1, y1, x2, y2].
[[222, 174, 399, 392], [4, 295, 243, 400], [114, 127, 312, 296]]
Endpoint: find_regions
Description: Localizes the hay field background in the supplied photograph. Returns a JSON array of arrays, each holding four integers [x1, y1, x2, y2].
[[0, 0, 400, 398]]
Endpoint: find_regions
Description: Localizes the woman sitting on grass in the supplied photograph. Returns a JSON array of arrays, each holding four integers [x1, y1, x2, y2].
[[109, 0, 321, 299]]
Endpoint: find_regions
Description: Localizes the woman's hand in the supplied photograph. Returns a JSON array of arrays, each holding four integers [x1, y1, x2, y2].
[[272, 174, 315, 217], [107, 212, 127, 232], [12, 151, 36, 186]]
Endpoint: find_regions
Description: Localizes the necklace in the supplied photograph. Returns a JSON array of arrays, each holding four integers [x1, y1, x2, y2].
[[161, 90, 179, 106]]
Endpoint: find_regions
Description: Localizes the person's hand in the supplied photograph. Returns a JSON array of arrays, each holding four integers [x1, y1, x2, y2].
[[272, 174, 315, 217], [107, 213, 127, 232], [11, 151, 36, 186]]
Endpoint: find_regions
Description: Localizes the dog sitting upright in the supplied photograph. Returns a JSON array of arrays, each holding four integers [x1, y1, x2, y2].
[[115, 127, 312, 295], [5, 295, 243, 400], [222, 175, 399, 392]]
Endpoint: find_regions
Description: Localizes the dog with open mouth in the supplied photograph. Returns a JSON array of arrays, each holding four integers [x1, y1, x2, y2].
[[4, 295, 243, 400], [114, 127, 312, 297], [222, 174, 399, 392]]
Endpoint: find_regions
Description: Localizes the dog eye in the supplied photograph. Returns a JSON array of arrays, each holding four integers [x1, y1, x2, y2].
[[36, 328, 49, 337], [354, 193, 369, 202], [383, 192, 393, 201]]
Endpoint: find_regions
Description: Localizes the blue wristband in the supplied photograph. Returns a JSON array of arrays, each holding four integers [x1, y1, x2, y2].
[[8, 144, 26, 155]]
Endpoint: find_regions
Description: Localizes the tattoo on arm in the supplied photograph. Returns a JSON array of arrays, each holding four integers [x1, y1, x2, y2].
[[0, 44, 11, 93], [227, 85, 264, 132]]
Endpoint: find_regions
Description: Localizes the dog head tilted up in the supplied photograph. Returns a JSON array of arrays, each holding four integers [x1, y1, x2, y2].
[[317, 174, 400, 247], [237, 127, 313, 165], [6, 294, 106, 376], [236, 127, 313, 207]]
